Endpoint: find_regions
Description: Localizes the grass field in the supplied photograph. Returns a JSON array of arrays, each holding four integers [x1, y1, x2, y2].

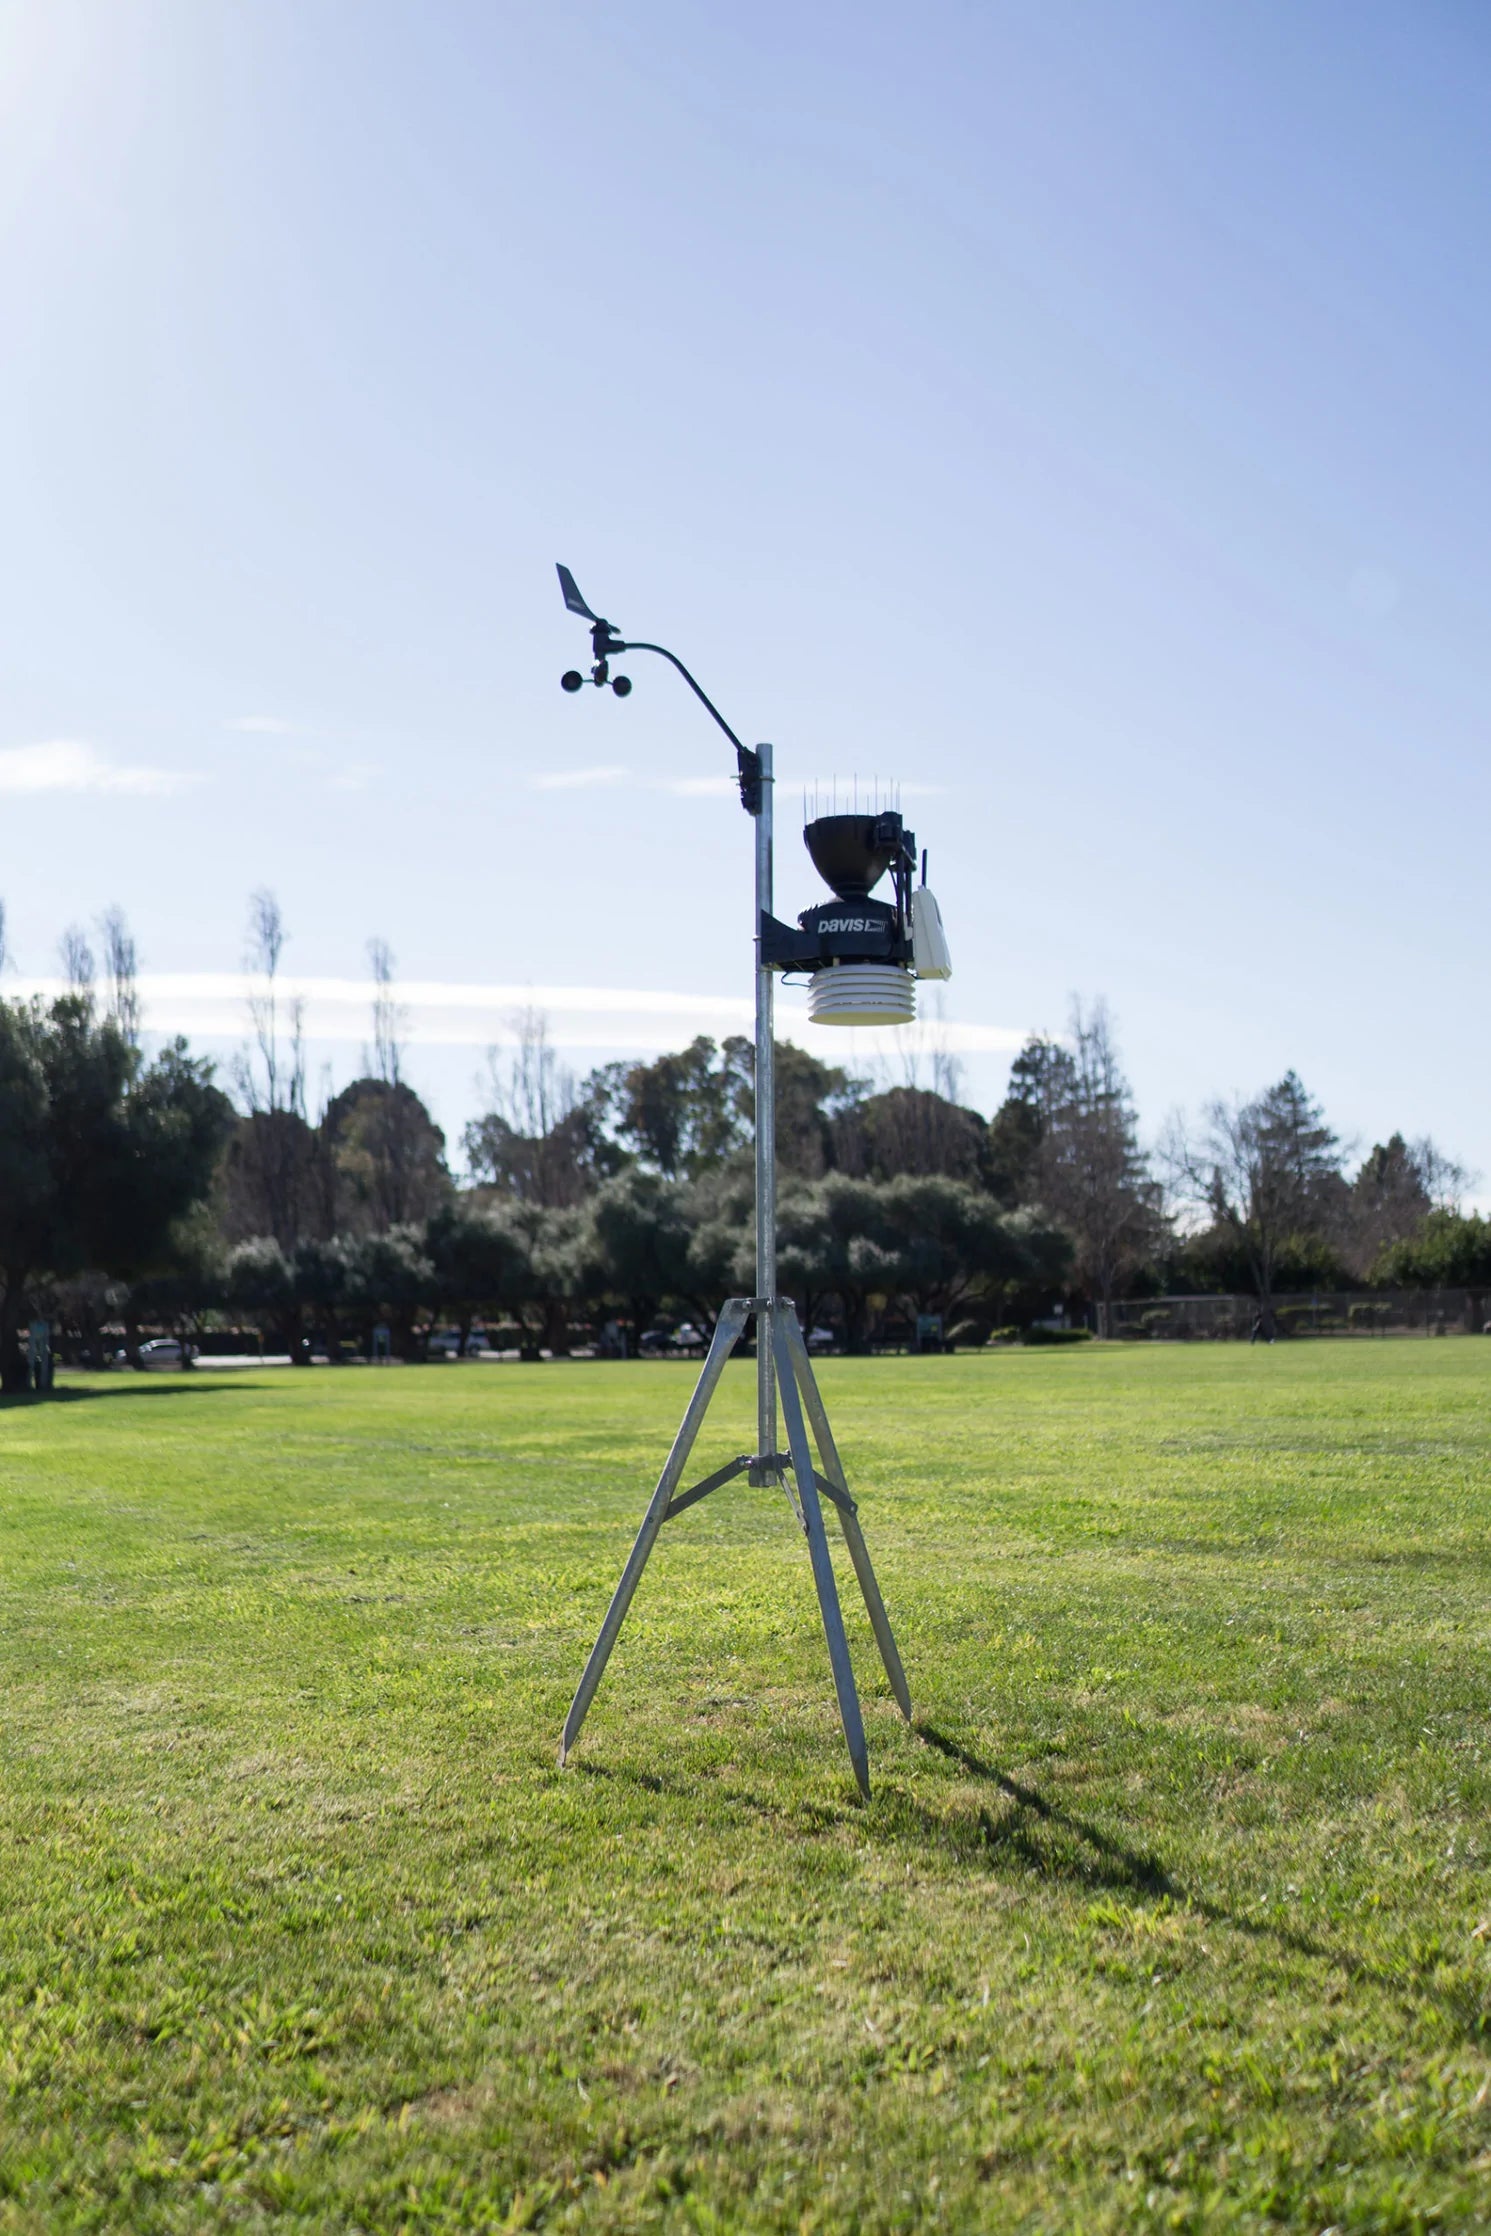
[[2, 1342, 1491, 2232]]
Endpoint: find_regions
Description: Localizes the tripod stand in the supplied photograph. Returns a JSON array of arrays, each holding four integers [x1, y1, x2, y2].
[[558, 734, 911, 1797]]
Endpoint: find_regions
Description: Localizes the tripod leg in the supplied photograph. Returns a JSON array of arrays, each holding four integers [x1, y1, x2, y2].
[[772, 1308, 870, 1799], [560, 1297, 751, 1765], [780, 1307, 912, 1722]]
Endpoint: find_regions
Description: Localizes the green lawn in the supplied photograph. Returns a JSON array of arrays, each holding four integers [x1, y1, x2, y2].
[[2, 1342, 1490, 2232]]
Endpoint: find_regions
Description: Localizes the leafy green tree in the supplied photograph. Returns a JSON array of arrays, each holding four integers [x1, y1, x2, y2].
[[775, 1176, 895, 1346], [340, 1228, 438, 1358], [292, 1236, 352, 1357], [877, 1175, 1068, 1320], [838, 1085, 989, 1184], [605, 1036, 753, 1178], [463, 1098, 620, 1207], [1375, 1210, 1491, 1289], [595, 1035, 856, 1182], [0, 996, 231, 1391], [776, 1175, 1066, 1349], [583, 1170, 700, 1334], [471, 1200, 589, 1356], [687, 1166, 755, 1314], [323, 1078, 451, 1233], [424, 1202, 536, 1343], [225, 1237, 297, 1359]]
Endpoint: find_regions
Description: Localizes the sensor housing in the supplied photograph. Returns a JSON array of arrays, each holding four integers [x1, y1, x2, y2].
[[759, 809, 952, 1026]]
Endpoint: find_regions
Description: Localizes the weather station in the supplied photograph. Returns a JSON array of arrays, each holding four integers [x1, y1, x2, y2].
[[552, 564, 954, 1797]]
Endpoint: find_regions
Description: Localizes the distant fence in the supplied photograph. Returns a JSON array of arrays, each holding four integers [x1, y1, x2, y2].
[[1103, 1290, 1491, 1341]]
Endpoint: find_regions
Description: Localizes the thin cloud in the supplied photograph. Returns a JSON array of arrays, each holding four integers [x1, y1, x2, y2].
[[658, 775, 737, 798], [6, 971, 1022, 1057], [0, 740, 193, 798], [529, 764, 631, 791], [226, 715, 297, 735]]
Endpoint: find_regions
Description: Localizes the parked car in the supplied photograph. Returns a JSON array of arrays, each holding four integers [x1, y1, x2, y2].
[[138, 1337, 192, 1368], [805, 1326, 837, 1352], [427, 1328, 487, 1358], [639, 1324, 707, 1355]]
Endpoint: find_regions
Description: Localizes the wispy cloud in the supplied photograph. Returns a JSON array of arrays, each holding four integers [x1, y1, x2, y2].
[[0, 740, 193, 797], [529, 764, 631, 792], [8, 971, 1023, 1058], [225, 715, 297, 735], [659, 774, 737, 798]]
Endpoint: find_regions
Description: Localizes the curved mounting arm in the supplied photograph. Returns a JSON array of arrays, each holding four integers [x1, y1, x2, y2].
[[558, 564, 763, 811], [612, 639, 745, 757], [612, 638, 763, 813]]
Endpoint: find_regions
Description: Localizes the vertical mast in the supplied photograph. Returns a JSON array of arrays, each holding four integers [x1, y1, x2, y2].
[[754, 741, 776, 1474]]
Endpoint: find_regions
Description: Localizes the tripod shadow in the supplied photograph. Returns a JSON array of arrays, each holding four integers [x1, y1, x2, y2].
[[572, 1760, 678, 1798], [913, 1722, 1178, 1898], [908, 1721, 1486, 2046], [556, 1718, 1487, 2047]]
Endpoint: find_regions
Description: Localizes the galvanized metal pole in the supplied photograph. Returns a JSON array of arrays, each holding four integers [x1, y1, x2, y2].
[[753, 741, 777, 1480]]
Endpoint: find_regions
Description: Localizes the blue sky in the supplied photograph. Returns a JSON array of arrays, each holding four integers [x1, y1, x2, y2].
[[2, 0, 1487, 1182]]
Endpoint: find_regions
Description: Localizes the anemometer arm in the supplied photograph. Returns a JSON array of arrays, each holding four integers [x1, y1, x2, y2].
[[614, 641, 764, 813], [556, 564, 763, 812]]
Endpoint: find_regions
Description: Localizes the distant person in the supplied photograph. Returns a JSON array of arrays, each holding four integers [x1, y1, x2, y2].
[[1250, 1310, 1274, 1346]]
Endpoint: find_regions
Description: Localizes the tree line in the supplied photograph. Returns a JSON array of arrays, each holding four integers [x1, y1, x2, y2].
[[0, 892, 1482, 1385]]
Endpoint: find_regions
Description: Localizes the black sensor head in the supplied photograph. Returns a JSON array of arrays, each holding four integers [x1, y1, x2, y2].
[[804, 814, 900, 898]]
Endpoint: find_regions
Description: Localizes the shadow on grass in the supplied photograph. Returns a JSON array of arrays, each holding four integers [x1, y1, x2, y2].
[[1, 1379, 261, 1409], [574, 1761, 675, 1796], [913, 1720, 1490, 2048], [915, 1723, 1179, 1898]]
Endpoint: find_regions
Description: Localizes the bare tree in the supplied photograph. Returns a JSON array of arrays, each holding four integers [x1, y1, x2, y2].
[[860, 994, 966, 1107], [235, 889, 306, 1122], [224, 889, 318, 1251], [463, 1008, 608, 1206], [97, 906, 141, 1047], [317, 940, 447, 1232], [59, 925, 96, 993], [1032, 998, 1163, 1324], [487, 1007, 575, 1140], [366, 936, 405, 1088], [1167, 1070, 1344, 1321], [1411, 1136, 1472, 1214]]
